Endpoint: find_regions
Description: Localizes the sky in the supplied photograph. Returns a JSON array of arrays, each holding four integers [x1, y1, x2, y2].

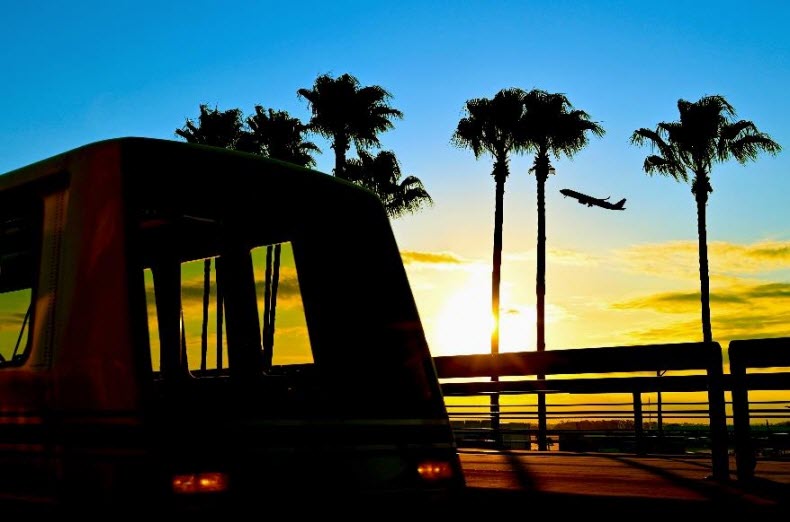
[[2, 0, 789, 364]]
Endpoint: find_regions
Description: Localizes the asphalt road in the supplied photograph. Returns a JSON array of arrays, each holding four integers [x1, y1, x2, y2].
[[456, 449, 790, 515]]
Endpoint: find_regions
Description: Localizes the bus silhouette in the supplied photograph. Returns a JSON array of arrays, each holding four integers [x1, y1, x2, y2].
[[0, 138, 464, 513]]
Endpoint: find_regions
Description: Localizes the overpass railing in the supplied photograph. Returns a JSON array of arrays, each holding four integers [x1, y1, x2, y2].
[[730, 337, 790, 480], [434, 341, 739, 481]]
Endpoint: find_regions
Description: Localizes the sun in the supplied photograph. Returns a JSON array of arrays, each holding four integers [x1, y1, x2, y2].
[[432, 276, 492, 356], [431, 273, 537, 356]]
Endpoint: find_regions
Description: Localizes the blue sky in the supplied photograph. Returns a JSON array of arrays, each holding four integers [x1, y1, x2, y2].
[[2, 0, 788, 353]]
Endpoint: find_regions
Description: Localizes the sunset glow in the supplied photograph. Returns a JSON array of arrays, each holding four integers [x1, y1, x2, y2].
[[3, 1, 789, 396]]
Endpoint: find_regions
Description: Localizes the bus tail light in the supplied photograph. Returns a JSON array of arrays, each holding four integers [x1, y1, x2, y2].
[[172, 472, 229, 494], [416, 460, 455, 482]]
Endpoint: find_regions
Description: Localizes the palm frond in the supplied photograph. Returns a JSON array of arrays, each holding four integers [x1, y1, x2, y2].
[[345, 150, 432, 218], [643, 155, 687, 181], [728, 133, 782, 163], [520, 89, 604, 164]]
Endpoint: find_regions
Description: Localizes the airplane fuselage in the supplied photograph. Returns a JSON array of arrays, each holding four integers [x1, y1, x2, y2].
[[560, 188, 626, 210]]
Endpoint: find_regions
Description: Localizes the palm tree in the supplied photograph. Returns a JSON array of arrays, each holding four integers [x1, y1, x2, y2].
[[244, 106, 319, 369], [452, 88, 529, 444], [631, 95, 780, 343], [297, 73, 402, 179], [345, 150, 433, 218], [520, 89, 604, 450], [245, 105, 320, 167], [175, 104, 246, 149]]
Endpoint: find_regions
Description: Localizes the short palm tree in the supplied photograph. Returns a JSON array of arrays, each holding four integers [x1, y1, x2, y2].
[[452, 88, 529, 443], [245, 105, 320, 167], [631, 95, 780, 343], [520, 89, 604, 450], [345, 150, 433, 218], [175, 104, 246, 149], [297, 73, 402, 179]]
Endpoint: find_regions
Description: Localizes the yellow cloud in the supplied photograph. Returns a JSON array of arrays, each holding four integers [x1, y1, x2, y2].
[[608, 279, 790, 346], [622, 311, 790, 347], [617, 240, 790, 279], [400, 250, 466, 265], [612, 281, 790, 314], [549, 248, 601, 266], [505, 248, 599, 266]]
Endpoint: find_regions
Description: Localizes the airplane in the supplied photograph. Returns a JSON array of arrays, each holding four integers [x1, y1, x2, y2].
[[560, 188, 626, 210]]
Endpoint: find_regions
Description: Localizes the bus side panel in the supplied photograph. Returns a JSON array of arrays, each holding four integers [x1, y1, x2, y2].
[[53, 142, 141, 413], [49, 144, 146, 505]]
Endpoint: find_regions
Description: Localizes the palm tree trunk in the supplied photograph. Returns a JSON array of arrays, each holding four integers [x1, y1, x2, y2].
[[695, 192, 713, 343], [266, 244, 282, 362], [215, 257, 224, 370], [262, 246, 274, 370], [333, 133, 349, 179], [695, 188, 728, 479], [536, 169, 548, 451], [200, 258, 211, 372], [490, 171, 505, 447]]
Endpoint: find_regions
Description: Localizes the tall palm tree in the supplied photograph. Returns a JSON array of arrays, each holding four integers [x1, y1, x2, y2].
[[520, 89, 604, 450], [245, 106, 319, 369], [631, 95, 780, 343], [297, 73, 402, 179], [452, 88, 529, 444], [345, 150, 433, 218]]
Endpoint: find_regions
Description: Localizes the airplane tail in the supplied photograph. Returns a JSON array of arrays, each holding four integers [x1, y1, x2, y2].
[[614, 198, 626, 209]]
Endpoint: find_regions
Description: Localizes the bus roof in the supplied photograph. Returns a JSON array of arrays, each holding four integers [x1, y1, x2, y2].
[[0, 137, 380, 211]]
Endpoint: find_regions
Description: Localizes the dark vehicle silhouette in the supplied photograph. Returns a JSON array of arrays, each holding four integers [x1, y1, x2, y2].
[[0, 138, 464, 513], [560, 188, 626, 210]]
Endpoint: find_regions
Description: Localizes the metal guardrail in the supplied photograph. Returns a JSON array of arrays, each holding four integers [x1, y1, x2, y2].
[[445, 399, 790, 454], [434, 338, 790, 482]]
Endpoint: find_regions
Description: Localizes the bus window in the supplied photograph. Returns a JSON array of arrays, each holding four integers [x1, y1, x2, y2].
[[0, 208, 39, 366], [144, 242, 312, 375], [0, 289, 31, 364], [250, 243, 312, 367]]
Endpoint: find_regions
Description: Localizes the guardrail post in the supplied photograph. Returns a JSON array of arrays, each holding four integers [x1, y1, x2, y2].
[[633, 392, 644, 455], [537, 393, 548, 451], [730, 343, 755, 481], [706, 342, 729, 481], [491, 392, 502, 448]]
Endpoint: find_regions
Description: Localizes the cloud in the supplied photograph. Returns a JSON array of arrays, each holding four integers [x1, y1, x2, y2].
[[505, 248, 600, 266], [610, 279, 790, 346], [400, 250, 466, 265], [623, 311, 790, 347], [612, 282, 790, 314], [617, 240, 790, 279], [0, 311, 29, 333], [549, 248, 602, 266]]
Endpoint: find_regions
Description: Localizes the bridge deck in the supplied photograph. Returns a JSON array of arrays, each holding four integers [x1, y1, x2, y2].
[[458, 449, 790, 514]]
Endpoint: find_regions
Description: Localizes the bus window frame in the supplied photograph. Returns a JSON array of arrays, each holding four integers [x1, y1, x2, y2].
[[0, 195, 42, 368]]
